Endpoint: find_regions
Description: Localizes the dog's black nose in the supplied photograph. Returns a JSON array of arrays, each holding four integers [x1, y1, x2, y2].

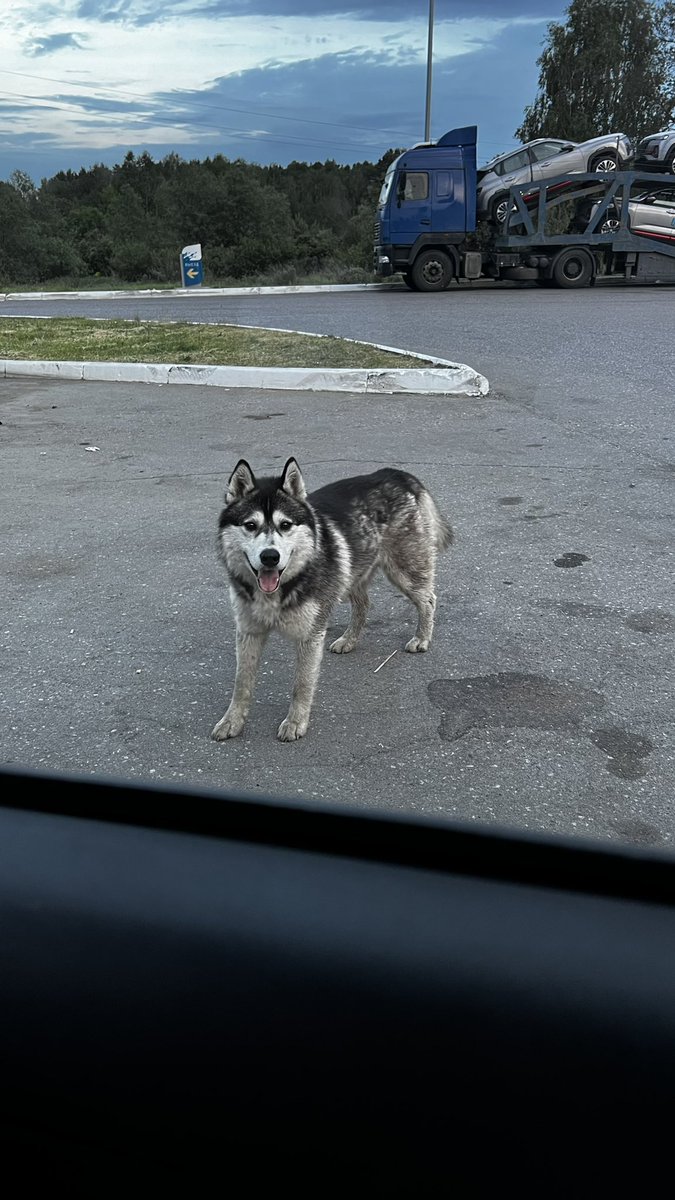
[[260, 548, 280, 567]]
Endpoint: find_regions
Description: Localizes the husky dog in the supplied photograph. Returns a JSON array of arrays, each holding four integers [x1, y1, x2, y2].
[[212, 458, 452, 742]]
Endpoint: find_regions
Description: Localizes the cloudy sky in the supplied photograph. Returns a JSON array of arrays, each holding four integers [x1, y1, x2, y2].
[[0, 1, 563, 182]]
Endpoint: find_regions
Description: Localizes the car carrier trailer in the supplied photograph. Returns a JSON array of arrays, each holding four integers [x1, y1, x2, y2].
[[373, 126, 675, 290]]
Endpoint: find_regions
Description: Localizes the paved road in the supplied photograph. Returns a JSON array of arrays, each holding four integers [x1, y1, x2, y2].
[[1, 334, 674, 847]]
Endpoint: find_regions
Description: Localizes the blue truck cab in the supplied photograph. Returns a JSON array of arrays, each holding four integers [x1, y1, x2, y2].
[[374, 125, 478, 290]]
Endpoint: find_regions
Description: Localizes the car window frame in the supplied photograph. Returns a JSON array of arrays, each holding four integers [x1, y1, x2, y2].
[[499, 148, 531, 176], [652, 190, 675, 208], [530, 140, 568, 163]]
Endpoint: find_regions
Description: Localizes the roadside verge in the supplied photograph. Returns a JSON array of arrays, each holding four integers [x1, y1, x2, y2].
[[0, 312, 489, 396]]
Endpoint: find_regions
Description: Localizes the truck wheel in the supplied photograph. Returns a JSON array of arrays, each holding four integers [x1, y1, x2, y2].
[[551, 248, 593, 289], [410, 250, 453, 292], [590, 151, 618, 172]]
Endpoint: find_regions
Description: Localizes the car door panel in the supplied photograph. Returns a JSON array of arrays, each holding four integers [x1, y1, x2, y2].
[[631, 191, 675, 238]]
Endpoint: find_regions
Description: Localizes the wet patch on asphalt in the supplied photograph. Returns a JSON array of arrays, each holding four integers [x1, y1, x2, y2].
[[535, 599, 613, 620], [625, 610, 675, 634], [588, 728, 654, 780], [427, 671, 655, 779], [554, 552, 589, 568]]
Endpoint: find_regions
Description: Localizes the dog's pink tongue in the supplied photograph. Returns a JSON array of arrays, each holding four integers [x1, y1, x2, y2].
[[258, 569, 280, 593]]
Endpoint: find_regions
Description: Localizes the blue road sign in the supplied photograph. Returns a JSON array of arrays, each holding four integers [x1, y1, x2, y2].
[[180, 243, 203, 287]]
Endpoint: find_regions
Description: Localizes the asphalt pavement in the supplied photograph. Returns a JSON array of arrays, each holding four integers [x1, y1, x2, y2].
[[2, 355, 674, 848]]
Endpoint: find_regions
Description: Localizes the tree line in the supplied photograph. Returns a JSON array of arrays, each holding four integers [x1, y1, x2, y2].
[[0, 150, 398, 286], [1, 0, 673, 288]]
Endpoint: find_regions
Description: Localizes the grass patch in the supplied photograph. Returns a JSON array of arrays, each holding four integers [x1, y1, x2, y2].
[[0, 317, 430, 370]]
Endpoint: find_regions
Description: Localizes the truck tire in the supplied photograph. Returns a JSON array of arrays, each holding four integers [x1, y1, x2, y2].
[[402, 272, 416, 289], [410, 249, 453, 291], [551, 247, 593, 289]]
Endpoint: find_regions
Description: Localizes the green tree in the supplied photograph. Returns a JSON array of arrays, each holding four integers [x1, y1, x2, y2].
[[0, 181, 39, 282], [517, 0, 675, 143], [110, 240, 159, 281]]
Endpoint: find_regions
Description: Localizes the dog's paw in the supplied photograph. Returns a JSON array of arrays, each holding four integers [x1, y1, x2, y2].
[[277, 714, 309, 741], [405, 636, 430, 653], [329, 635, 356, 654], [211, 710, 246, 740]]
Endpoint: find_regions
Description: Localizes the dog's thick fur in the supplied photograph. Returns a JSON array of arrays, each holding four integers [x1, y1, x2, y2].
[[212, 458, 452, 742]]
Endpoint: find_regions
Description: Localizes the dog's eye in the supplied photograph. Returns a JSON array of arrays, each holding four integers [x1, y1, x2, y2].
[[243, 520, 258, 532], [278, 520, 293, 533]]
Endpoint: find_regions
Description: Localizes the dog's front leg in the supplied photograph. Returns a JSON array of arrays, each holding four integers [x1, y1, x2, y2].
[[277, 632, 326, 742], [211, 630, 268, 741]]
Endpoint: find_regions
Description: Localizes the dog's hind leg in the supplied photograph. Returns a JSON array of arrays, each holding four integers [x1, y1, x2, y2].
[[382, 549, 437, 654], [329, 584, 370, 654], [278, 631, 326, 741], [403, 588, 437, 653], [211, 630, 268, 740]]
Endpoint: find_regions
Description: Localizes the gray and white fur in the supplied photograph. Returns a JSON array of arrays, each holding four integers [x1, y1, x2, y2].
[[212, 457, 453, 742]]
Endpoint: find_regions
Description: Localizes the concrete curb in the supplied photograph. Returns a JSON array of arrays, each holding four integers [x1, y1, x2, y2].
[[0, 358, 489, 396], [0, 283, 399, 301]]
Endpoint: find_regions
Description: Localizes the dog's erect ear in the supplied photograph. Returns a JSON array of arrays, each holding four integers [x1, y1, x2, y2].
[[226, 459, 256, 503], [280, 457, 306, 501]]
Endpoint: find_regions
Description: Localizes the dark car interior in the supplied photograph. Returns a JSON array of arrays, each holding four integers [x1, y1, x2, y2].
[[1, 765, 674, 1191]]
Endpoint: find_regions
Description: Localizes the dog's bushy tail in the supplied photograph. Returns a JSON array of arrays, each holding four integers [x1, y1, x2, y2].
[[420, 489, 454, 551], [435, 510, 454, 551]]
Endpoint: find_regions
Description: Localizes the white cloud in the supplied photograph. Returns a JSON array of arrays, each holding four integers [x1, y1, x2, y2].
[[0, 3, 548, 151]]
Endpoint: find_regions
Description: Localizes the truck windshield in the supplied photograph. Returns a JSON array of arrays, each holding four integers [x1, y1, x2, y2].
[[378, 169, 394, 206]]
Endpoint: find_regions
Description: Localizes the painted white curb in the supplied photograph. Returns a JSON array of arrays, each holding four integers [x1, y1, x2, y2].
[[0, 358, 489, 396], [0, 283, 398, 301]]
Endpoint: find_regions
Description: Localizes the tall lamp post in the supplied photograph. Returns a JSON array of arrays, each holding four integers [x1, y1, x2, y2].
[[424, 0, 435, 142]]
